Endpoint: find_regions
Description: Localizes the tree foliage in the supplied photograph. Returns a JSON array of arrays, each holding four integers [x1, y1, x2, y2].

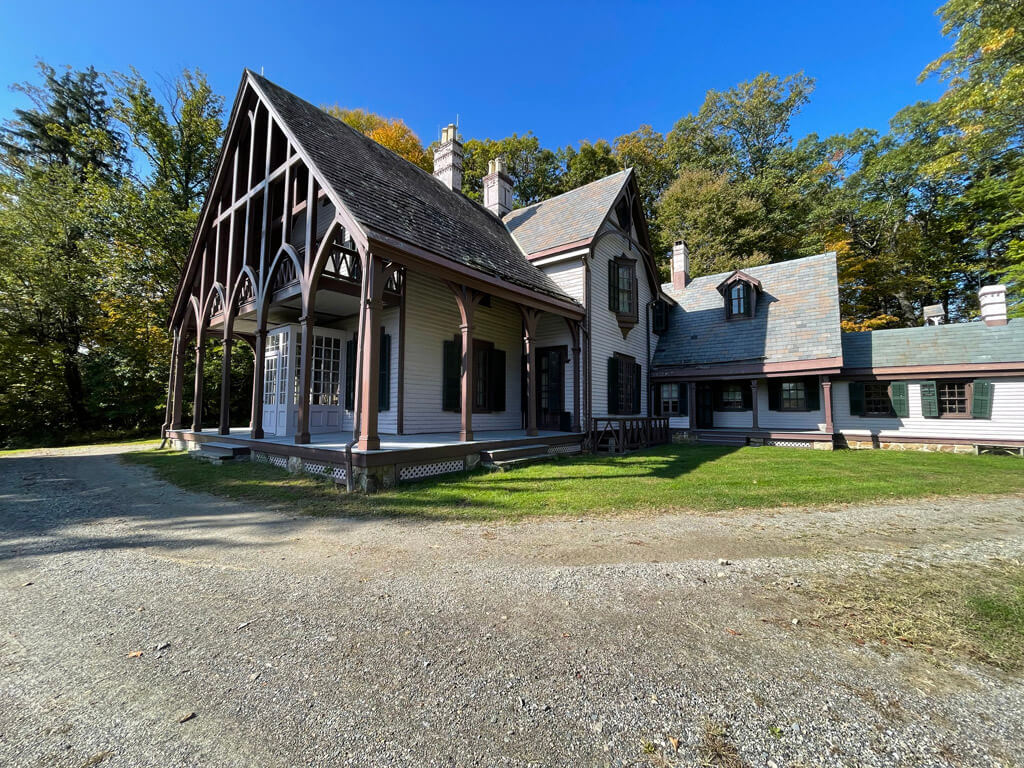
[[324, 106, 432, 171]]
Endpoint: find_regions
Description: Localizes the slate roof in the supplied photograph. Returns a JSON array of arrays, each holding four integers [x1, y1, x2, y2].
[[654, 253, 843, 369], [248, 72, 575, 304], [503, 170, 631, 256], [842, 319, 1024, 369]]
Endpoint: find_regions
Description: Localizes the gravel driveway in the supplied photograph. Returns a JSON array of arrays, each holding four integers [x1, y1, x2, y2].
[[1, 445, 1022, 767]]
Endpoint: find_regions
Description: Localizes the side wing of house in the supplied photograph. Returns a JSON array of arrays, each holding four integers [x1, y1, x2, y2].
[[834, 321, 1024, 449]]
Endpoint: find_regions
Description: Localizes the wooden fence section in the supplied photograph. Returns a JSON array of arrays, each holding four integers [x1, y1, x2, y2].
[[589, 417, 670, 453]]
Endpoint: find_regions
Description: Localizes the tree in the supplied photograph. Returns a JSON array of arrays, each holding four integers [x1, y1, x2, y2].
[[921, 0, 1024, 310], [461, 133, 563, 206], [613, 126, 673, 247], [658, 167, 769, 277], [324, 106, 432, 171], [559, 139, 621, 191]]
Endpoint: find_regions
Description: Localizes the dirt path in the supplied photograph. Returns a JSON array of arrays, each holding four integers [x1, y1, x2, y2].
[[1, 445, 1022, 767]]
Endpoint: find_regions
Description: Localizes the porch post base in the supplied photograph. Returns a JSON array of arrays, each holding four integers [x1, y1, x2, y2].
[[219, 426, 230, 436], [459, 430, 474, 442], [526, 428, 539, 437], [357, 437, 381, 451], [251, 427, 264, 440], [295, 432, 311, 445]]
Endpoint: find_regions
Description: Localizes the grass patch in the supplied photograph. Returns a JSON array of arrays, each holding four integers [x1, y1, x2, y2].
[[805, 560, 1024, 670], [1, 437, 161, 456], [123, 443, 1024, 522]]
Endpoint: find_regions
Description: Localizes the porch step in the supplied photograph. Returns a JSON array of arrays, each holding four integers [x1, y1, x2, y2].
[[479, 444, 549, 463], [193, 441, 251, 464], [696, 433, 749, 447]]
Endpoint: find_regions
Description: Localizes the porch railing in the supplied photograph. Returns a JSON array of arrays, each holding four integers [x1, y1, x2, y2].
[[589, 417, 670, 453]]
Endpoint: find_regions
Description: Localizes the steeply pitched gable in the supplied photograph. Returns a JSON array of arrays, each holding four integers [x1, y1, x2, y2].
[[247, 72, 574, 303]]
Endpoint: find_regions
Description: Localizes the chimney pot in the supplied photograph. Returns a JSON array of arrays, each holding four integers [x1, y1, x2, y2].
[[979, 284, 1008, 326], [433, 123, 463, 193], [671, 240, 690, 290], [483, 154, 513, 217]]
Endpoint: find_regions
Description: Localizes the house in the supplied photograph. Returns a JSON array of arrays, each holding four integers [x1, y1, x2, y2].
[[163, 71, 1024, 489]]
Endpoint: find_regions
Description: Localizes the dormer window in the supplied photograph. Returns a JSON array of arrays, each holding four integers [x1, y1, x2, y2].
[[729, 284, 749, 317], [717, 270, 761, 320]]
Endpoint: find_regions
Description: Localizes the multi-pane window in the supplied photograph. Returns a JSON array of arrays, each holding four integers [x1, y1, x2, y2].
[[607, 354, 641, 414], [311, 334, 342, 406], [780, 380, 807, 411], [263, 356, 277, 405], [718, 383, 745, 410], [730, 284, 748, 317], [938, 381, 969, 417], [616, 262, 634, 314], [278, 333, 289, 404], [863, 382, 894, 416], [659, 383, 683, 416]]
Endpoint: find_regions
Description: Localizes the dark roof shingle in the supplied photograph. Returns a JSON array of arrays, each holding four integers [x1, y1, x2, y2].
[[249, 72, 574, 303], [503, 171, 630, 256], [654, 253, 842, 369]]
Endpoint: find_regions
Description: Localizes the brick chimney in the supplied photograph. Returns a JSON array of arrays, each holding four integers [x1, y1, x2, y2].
[[979, 284, 1008, 326], [483, 157, 513, 217], [671, 240, 690, 290], [433, 123, 463, 192]]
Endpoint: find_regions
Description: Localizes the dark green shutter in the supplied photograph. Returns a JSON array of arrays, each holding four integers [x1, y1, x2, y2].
[[849, 381, 865, 416], [652, 301, 667, 334], [805, 377, 820, 411], [767, 380, 781, 411], [490, 348, 506, 412], [891, 381, 910, 418], [653, 382, 663, 416], [344, 337, 356, 410], [442, 337, 461, 411], [918, 380, 938, 418], [607, 357, 619, 413], [608, 261, 618, 312], [972, 380, 993, 419], [741, 382, 753, 410], [378, 332, 390, 411], [632, 363, 642, 414], [680, 385, 689, 416]]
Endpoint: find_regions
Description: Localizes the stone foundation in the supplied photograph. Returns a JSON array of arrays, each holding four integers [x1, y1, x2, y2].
[[841, 438, 975, 454]]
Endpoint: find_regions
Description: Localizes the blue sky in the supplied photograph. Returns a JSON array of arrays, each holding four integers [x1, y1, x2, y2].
[[0, 0, 949, 149]]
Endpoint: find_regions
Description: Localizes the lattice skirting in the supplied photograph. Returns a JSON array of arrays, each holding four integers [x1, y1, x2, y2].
[[398, 458, 465, 482], [765, 439, 813, 449], [252, 451, 289, 469], [548, 443, 582, 455], [301, 460, 347, 483]]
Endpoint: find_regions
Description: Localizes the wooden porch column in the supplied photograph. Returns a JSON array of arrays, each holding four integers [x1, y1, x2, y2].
[[168, 330, 186, 431], [250, 324, 267, 439], [566, 318, 582, 433], [822, 376, 834, 434], [219, 333, 233, 435], [295, 315, 315, 444], [750, 379, 759, 431], [521, 307, 541, 437], [687, 382, 696, 433], [449, 284, 483, 443], [192, 332, 206, 432], [356, 254, 390, 451]]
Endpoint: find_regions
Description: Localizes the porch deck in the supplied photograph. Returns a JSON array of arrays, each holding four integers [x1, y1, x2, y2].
[[166, 426, 585, 472]]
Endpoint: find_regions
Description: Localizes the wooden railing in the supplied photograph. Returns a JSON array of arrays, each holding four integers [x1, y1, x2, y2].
[[589, 417, 670, 453]]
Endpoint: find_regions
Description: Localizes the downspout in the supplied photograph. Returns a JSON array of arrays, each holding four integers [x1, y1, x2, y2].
[[584, 245, 593, 449], [344, 248, 371, 492]]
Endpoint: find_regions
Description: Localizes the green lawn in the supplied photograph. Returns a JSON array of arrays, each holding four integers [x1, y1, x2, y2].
[[122, 444, 1024, 521]]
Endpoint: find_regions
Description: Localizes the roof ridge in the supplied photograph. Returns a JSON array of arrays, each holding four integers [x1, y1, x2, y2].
[[673, 252, 837, 288]]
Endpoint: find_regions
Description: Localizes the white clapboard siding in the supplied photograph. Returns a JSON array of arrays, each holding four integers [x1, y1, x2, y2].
[[833, 378, 1024, 441], [534, 312, 576, 419], [713, 409, 753, 429], [539, 257, 585, 302], [590, 227, 653, 418], [757, 381, 825, 430], [402, 272, 523, 434], [669, 415, 690, 429]]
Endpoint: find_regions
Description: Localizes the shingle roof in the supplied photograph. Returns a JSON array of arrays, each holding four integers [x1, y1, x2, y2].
[[842, 319, 1024, 368], [654, 253, 843, 368], [248, 72, 575, 304], [503, 170, 631, 256]]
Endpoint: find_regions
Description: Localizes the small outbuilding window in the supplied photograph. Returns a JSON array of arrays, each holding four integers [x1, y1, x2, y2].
[[729, 284, 749, 318], [715, 382, 751, 411], [717, 271, 760, 320]]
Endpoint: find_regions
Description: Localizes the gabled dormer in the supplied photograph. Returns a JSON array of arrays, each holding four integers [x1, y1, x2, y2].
[[717, 270, 762, 320]]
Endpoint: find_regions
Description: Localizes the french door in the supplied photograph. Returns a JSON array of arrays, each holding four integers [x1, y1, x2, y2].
[[537, 346, 566, 431], [262, 327, 293, 436]]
